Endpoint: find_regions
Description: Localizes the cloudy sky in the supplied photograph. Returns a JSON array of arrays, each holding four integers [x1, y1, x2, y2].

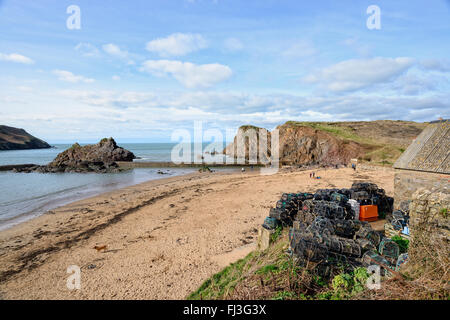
[[0, 0, 449, 143]]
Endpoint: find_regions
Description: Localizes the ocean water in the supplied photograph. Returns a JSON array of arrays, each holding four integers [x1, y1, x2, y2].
[[0, 143, 179, 166], [0, 143, 232, 231]]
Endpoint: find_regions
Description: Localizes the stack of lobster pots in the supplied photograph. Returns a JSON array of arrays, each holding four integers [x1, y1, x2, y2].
[[261, 182, 406, 277]]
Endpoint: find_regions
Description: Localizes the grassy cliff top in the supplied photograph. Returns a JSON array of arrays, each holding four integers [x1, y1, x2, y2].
[[279, 120, 427, 165]]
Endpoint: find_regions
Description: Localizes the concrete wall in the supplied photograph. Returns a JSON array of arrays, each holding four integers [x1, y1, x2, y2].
[[393, 169, 450, 210]]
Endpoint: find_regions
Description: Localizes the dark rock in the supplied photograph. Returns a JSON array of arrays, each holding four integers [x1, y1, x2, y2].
[[15, 138, 135, 173]]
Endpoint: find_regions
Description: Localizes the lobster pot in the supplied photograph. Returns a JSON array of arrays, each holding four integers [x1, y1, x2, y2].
[[292, 220, 307, 231], [339, 239, 362, 257], [378, 238, 400, 265], [333, 220, 357, 238], [269, 207, 284, 220], [323, 236, 343, 253], [293, 236, 328, 263], [289, 227, 309, 244], [347, 199, 360, 220], [396, 253, 409, 271], [313, 201, 346, 220], [311, 216, 333, 231], [262, 216, 280, 230], [361, 251, 392, 276], [355, 238, 377, 252], [331, 192, 348, 204], [355, 227, 381, 247]]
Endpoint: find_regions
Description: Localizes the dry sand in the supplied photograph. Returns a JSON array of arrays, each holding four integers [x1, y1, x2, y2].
[[0, 166, 394, 299]]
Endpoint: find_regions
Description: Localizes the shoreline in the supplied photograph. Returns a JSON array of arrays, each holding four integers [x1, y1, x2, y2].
[[0, 166, 395, 299], [0, 167, 206, 232]]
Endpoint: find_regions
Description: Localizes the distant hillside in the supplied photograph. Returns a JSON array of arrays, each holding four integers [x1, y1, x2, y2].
[[224, 120, 427, 166], [0, 125, 51, 151]]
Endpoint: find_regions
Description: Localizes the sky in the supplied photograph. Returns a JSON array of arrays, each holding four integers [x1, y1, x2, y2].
[[0, 0, 449, 143]]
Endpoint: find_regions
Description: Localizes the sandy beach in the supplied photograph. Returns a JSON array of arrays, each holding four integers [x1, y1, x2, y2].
[[0, 166, 395, 299]]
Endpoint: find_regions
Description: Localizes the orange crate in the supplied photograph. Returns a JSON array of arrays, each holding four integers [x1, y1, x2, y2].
[[359, 205, 378, 222]]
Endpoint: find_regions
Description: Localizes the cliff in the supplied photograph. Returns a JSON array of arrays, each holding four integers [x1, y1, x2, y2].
[[0, 125, 51, 150], [224, 120, 427, 166]]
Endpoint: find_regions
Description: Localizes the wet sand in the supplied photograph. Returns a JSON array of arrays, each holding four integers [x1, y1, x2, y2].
[[0, 166, 394, 299]]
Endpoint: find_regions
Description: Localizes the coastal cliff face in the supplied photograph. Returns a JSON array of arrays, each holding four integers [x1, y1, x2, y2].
[[0, 125, 51, 150], [277, 124, 363, 166], [224, 121, 426, 166]]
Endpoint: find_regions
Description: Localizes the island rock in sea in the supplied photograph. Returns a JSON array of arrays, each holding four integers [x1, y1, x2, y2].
[[0, 125, 51, 150], [17, 138, 136, 173]]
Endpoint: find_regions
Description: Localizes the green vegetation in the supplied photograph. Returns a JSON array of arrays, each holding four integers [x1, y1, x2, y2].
[[187, 251, 257, 300], [270, 225, 283, 243], [440, 208, 448, 218], [315, 267, 370, 300], [280, 120, 426, 166], [189, 224, 447, 300], [391, 235, 410, 254], [187, 230, 369, 300], [239, 124, 261, 131], [284, 121, 376, 145]]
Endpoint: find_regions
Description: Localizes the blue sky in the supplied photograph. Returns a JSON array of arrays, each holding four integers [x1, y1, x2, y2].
[[0, 0, 449, 143]]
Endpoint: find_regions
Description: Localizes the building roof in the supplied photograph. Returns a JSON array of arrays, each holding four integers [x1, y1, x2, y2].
[[393, 120, 449, 174]]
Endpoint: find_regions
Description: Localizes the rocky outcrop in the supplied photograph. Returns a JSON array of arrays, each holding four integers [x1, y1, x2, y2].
[[0, 125, 51, 150], [224, 121, 427, 167], [223, 123, 363, 166], [276, 124, 363, 166], [223, 125, 272, 163], [14, 138, 135, 173]]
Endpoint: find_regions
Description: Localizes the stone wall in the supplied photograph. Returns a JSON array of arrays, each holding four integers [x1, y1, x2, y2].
[[393, 169, 449, 210], [407, 186, 449, 286], [409, 187, 449, 242]]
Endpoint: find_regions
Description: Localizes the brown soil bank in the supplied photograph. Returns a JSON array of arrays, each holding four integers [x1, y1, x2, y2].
[[224, 120, 427, 166]]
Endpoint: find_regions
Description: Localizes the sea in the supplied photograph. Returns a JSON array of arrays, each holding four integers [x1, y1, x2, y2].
[[0, 143, 233, 231]]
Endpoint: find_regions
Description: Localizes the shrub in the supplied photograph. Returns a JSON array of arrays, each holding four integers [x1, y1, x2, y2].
[[391, 236, 409, 254]]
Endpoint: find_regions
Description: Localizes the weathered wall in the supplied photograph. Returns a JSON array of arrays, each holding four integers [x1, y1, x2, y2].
[[409, 186, 449, 246], [407, 187, 449, 282], [393, 169, 449, 210]]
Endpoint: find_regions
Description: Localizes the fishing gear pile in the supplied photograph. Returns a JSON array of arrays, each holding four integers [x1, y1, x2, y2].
[[262, 182, 407, 276]]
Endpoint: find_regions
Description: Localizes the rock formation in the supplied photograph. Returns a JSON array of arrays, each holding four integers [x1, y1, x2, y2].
[[223, 121, 426, 167], [14, 138, 135, 173], [0, 125, 51, 150]]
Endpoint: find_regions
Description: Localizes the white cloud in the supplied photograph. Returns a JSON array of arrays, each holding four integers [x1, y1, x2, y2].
[[282, 41, 316, 59], [0, 53, 34, 64], [53, 70, 95, 83], [112, 75, 121, 81], [102, 43, 135, 64], [75, 43, 100, 57], [140, 60, 232, 88], [102, 43, 128, 58], [146, 33, 207, 57], [420, 59, 450, 72], [303, 57, 414, 92], [224, 38, 244, 52]]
